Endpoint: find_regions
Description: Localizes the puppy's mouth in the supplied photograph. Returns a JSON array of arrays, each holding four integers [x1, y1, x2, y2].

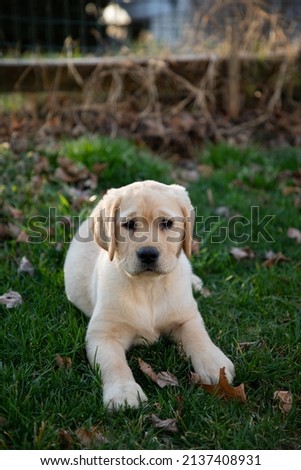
[[140, 265, 160, 274]]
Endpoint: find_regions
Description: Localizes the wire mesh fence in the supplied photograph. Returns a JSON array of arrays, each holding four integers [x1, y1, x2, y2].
[[0, 0, 301, 58]]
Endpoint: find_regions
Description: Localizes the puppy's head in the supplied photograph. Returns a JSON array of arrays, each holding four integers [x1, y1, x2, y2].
[[90, 181, 194, 276]]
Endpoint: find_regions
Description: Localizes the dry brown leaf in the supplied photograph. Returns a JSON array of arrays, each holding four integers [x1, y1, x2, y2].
[[287, 227, 301, 244], [198, 164, 214, 178], [237, 341, 257, 351], [5, 205, 23, 219], [262, 251, 290, 267], [6, 223, 28, 242], [230, 247, 256, 261], [18, 256, 34, 276], [55, 156, 89, 183], [149, 414, 178, 433], [273, 390, 293, 413], [282, 186, 301, 196], [55, 354, 73, 369], [138, 358, 179, 388], [54, 166, 77, 184], [34, 156, 50, 174], [190, 367, 247, 403], [75, 427, 108, 447], [0, 291, 23, 308], [92, 162, 108, 174], [58, 429, 74, 450]]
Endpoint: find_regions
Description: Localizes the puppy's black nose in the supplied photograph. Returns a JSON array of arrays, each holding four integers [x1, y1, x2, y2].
[[137, 247, 159, 265]]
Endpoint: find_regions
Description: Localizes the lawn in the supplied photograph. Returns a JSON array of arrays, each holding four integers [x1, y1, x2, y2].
[[0, 138, 300, 450]]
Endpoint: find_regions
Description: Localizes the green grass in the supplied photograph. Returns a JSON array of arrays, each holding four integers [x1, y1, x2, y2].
[[61, 136, 172, 189], [0, 139, 300, 449]]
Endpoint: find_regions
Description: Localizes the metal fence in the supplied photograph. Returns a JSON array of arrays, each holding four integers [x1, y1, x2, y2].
[[0, 1, 105, 54], [0, 0, 301, 57]]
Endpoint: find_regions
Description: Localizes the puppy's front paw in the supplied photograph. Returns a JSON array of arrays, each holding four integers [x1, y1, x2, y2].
[[103, 381, 147, 410], [194, 345, 235, 385]]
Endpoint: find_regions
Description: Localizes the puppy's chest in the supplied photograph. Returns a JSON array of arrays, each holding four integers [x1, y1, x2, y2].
[[127, 285, 181, 344]]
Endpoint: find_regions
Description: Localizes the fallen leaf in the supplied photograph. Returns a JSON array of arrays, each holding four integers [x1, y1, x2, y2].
[[198, 164, 214, 178], [262, 251, 290, 267], [237, 341, 258, 351], [138, 358, 179, 388], [7, 223, 28, 242], [75, 427, 108, 447], [273, 390, 293, 413], [230, 247, 256, 261], [34, 156, 50, 174], [55, 354, 73, 369], [0, 291, 23, 308], [149, 414, 178, 433], [55, 166, 78, 184], [58, 429, 74, 450], [287, 227, 301, 244], [55, 156, 89, 183], [5, 205, 23, 219], [190, 367, 247, 403], [282, 186, 301, 196], [92, 162, 109, 174], [18, 256, 35, 276]]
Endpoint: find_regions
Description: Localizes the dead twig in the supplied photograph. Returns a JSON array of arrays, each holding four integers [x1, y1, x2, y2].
[[163, 65, 223, 141]]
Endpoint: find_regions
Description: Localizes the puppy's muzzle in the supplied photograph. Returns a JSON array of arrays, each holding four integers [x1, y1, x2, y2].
[[137, 246, 159, 270]]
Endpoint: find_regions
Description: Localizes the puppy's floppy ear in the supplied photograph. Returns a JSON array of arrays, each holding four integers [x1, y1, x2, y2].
[[89, 190, 121, 261], [171, 184, 195, 258]]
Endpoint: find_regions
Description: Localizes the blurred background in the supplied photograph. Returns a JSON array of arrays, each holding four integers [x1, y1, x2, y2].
[[0, 1, 301, 152], [1, 0, 300, 57]]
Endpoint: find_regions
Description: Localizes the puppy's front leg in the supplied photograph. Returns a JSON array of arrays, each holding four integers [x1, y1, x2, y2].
[[86, 320, 147, 409], [173, 314, 235, 384]]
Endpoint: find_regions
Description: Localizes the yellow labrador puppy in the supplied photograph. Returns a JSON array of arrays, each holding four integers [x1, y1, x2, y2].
[[64, 180, 234, 408]]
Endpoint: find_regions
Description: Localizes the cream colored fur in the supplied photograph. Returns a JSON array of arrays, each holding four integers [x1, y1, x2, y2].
[[64, 180, 234, 409]]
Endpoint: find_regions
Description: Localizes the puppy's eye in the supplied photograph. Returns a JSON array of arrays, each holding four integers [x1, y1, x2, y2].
[[122, 219, 136, 230], [160, 219, 173, 230]]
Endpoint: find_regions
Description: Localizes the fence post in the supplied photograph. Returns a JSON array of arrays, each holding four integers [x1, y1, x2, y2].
[[228, 19, 240, 119]]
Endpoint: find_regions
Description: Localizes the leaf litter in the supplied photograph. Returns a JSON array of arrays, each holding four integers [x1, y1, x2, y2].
[[75, 427, 109, 447], [138, 358, 179, 388], [190, 367, 247, 403], [58, 426, 108, 449], [262, 251, 290, 267], [0, 291, 23, 308], [149, 415, 178, 433], [18, 256, 35, 276], [55, 354, 73, 369], [273, 390, 293, 413], [230, 247, 256, 261], [287, 227, 301, 244]]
